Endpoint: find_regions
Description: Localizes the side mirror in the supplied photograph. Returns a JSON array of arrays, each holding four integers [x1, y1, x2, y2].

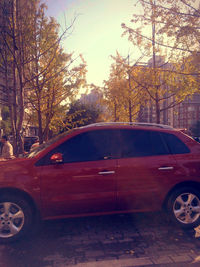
[[50, 153, 63, 164]]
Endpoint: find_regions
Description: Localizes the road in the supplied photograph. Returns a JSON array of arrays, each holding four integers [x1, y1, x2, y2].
[[0, 211, 200, 267]]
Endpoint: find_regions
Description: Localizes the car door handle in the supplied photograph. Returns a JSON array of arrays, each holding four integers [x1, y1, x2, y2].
[[98, 171, 115, 175], [158, 166, 174, 171]]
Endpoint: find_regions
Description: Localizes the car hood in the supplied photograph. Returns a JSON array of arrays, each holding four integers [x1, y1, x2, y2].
[[0, 157, 30, 166]]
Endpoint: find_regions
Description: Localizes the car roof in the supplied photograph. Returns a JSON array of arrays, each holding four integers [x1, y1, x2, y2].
[[79, 122, 174, 131]]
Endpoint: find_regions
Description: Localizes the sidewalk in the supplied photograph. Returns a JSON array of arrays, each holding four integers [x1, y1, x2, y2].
[[68, 254, 200, 267], [1, 212, 200, 267]]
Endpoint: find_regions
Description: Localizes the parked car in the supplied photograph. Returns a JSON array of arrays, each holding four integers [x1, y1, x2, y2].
[[1, 122, 200, 242]]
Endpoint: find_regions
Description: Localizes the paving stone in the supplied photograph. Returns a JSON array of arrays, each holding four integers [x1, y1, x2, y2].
[[96, 255, 118, 262], [118, 238, 134, 243], [118, 254, 137, 260], [85, 249, 105, 258], [0, 212, 199, 267], [119, 257, 153, 266], [170, 254, 193, 263], [191, 254, 200, 264], [151, 255, 173, 264], [68, 257, 153, 267], [187, 252, 200, 260]]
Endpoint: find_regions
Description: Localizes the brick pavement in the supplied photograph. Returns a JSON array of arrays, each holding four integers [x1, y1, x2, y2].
[[0, 212, 200, 267]]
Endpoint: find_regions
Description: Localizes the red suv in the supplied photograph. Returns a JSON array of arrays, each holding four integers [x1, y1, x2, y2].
[[1, 122, 200, 242]]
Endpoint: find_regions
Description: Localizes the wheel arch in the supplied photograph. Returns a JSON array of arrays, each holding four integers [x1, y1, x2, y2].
[[0, 187, 39, 217], [162, 181, 200, 211]]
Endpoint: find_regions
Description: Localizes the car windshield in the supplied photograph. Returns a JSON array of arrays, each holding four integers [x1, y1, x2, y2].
[[25, 130, 74, 158]]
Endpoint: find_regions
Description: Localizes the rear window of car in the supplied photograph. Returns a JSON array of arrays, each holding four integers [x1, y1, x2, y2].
[[119, 129, 169, 158], [160, 132, 190, 154]]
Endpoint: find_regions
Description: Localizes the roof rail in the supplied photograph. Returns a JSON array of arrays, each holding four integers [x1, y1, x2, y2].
[[82, 122, 174, 130], [133, 122, 173, 129]]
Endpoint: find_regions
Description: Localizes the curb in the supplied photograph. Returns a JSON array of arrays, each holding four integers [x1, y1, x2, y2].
[[67, 253, 199, 267]]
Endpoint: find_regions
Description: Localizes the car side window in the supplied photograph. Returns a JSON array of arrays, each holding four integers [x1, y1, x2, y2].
[[36, 130, 120, 166], [119, 129, 169, 158], [160, 132, 190, 154]]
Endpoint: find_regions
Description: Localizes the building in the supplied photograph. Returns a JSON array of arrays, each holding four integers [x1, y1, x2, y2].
[[173, 93, 200, 130], [79, 88, 111, 121], [137, 56, 200, 131]]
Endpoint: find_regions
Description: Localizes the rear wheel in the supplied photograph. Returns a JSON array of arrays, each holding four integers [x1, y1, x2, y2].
[[0, 194, 33, 242], [167, 187, 200, 228]]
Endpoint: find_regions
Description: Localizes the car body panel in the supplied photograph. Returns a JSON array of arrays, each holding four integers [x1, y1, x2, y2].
[[116, 154, 179, 211], [0, 158, 41, 207], [0, 123, 200, 222], [38, 159, 117, 217]]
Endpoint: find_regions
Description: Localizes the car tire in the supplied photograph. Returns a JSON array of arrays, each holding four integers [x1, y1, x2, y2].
[[167, 187, 200, 229], [0, 194, 34, 243]]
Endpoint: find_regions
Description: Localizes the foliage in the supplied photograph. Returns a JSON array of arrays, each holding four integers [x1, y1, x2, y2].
[[24, 4, 87, 142], [104, 52, 145, 122], [156, 0, 200, 56], [61, 100, 102, 131], [0, 0, 38, 153], [0, 0, 86, 152], [0, 106, 11, 135], [120, 0, 199, 123], [155, 0, 200, 97]]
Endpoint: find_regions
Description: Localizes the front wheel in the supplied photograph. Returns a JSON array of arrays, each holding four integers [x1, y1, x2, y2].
[[0, 194, 33, 242], [167, 187, 200, 228]]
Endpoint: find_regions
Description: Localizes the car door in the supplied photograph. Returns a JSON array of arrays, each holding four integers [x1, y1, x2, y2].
[[36, 129, 119, 218], [116, 129, 180, 212]]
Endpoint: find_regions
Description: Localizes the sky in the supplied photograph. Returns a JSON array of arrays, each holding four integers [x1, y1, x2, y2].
[[44, 0, 141, 87]]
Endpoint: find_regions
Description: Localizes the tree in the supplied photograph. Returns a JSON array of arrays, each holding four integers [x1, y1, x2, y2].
[[157, 0, 200, 56], [0, 0, 86, 153], [121, 0, 198, 124], [0, 106, 11, 135], [61, 100, 102, 131], [24, 6, 87, 142], [0, 0, 37, 153], [157, 0, 200, 96], [104, 52, 144, 122]]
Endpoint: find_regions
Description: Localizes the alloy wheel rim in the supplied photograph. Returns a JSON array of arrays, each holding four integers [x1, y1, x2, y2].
[[0, 202, 24, 238], [173, 193, 200, 224]]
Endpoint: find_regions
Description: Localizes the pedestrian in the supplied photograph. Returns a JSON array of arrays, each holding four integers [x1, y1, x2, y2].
[[0, 135, 14, 160], [30, 137, 39, 151]]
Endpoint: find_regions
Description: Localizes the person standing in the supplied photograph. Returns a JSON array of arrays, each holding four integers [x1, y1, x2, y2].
[[0, 135, 14, 160], [30, 137, 39, 151]]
